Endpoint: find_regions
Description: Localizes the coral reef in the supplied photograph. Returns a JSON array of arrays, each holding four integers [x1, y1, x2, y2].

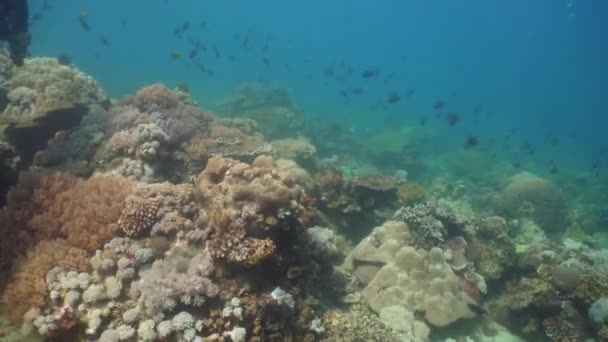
[[1, 53, 605, 342]]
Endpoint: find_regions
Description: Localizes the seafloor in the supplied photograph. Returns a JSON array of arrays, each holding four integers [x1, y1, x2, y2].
[[1, 50, 608, 342]]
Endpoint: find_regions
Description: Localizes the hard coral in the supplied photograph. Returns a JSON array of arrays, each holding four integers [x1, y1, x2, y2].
[[129, 83, 179, 113], [495, 172, 568, 233], [1, 57, 107, 126], [195, 155, 314, 266], [118, 197, 160, 237]]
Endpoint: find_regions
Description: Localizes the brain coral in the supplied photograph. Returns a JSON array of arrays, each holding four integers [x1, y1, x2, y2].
[[495, 172, 568, 233]]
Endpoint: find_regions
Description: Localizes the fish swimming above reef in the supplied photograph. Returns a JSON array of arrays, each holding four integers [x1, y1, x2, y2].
[[78, 12, 91, 32], [361, 69, 379, 79], [464, 136, 479, 148], [387, 91, 400, 104], [99, 36, 109, 46], [170, 51, 182, 60], [445, 112, 459, 126], [57, 54, 71, 66], [433, 99, 445, 110]]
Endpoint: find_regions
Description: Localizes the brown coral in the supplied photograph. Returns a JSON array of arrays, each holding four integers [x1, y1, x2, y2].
[[29, 174, 134, 251], [118, 196, 160, 236], [129, 83, 179, 112], [195, 156, 315, 266], [1, 240, 88, 324]]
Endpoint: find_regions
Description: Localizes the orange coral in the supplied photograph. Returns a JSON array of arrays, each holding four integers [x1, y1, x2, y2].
[[1, 240, 88, 324], [29, 174, 134, 252], [0, 171, 79, 290]]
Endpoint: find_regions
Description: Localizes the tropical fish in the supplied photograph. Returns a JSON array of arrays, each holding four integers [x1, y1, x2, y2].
[[78, 12, 91, 32], [170, 51, 182, 60], [445, 112, 459, 126], [387, 91, 400, 104], [361, 69, 379, 78]]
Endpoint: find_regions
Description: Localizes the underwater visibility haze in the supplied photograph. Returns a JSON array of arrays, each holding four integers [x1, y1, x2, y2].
[[0, 0, 607, 341]]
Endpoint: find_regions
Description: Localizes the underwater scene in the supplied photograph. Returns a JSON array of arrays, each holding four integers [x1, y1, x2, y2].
[[0, 0, 607, 341]]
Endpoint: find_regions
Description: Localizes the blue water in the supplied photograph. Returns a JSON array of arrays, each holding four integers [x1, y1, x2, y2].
[[29, 0, 608, 173]]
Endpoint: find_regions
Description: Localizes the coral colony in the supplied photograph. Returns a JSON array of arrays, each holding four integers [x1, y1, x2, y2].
[[1, 49, 608, 342]]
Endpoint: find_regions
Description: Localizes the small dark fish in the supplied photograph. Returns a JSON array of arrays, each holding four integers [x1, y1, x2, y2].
[[323, 66, 334, 77], [31, 13, 43, 22], [227, 55, 236, 62], [383, 72, 395, 84], [170, 51, 182, 60], [473, 104, 482, 114], [592, 162, 600, 177], [521, 143, 535, 155], [213, 44, 220, 57], [78, 12, 91, 32], [181, 20, 191, 31], [464, 136, 479, 148], [361, 69, 379, 79], [99, 36, 109, 46], [262, 57, 270, 67], [513, 161, 522, 168], [339, 90, 349, 98], [200, 20, 207, 29], [433, 100, 445, 110], [406, 88, 415, 97], [351, 88, 363, 96], [173, 27, 181, 36], [445, 112, 459, 126], [120, 19, 127, 27], [387, 91, 400, 104], [57, 54, 71, 66], [549, 166, 559, 174], [189, 49, 198, 59], [420, 118, 427, 126]]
